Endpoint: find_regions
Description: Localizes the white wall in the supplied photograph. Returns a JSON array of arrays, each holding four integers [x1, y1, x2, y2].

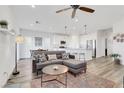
[[19, 31, 97, 60], [19, 30, 69, 58], [97, 30, 105, 57], [68, 34, 80, 49], [19, 30, 90, 59], [51, 34, 69, 49], [80, 32, 97, 49], [79, 32, 97, 60], [96, 28, 113, 57], [0, 6, 15, 87], [19, 28, 114, 60], [106, 29, 113, 55], [19, 29, 114, 60], [113, 18, 124, 65], [79, 30, 113, 59]]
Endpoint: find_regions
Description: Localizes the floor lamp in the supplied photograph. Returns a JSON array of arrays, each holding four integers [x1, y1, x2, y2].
[[13, 35, 24, 75]]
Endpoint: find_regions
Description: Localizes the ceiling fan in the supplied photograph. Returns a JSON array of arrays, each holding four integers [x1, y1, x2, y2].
[[56, 5, 95, 18]]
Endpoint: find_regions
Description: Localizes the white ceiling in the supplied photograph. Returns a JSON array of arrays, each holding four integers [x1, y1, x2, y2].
[[10, 5, 124, 34]]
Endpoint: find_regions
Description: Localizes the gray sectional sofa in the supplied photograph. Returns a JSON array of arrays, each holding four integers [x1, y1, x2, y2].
[[31, 50, 87, 76]]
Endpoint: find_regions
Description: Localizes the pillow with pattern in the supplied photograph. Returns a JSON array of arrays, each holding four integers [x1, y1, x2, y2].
[[33, 54, 39, 62], [38, 53, 47, 62], [62, 53, 69, 60]]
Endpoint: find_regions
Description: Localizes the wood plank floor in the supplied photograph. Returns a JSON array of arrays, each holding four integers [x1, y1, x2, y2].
[[5, 56, 124, 88], [87, 56, 124, 87]]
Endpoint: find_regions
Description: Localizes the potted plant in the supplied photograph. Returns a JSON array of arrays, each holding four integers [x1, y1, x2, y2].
[[0, 20, 8, 29], [110, 53, 121, 64]]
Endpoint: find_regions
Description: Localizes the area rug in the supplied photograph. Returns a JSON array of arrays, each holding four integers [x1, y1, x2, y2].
[[31, 72, 116, 88]]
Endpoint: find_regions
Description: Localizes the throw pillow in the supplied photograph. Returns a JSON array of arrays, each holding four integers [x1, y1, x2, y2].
[[62, 53, 69, 60], [33, 54, 39, 62], [56, 54, 62, 59], [48, 54, 57, 60], [38, 53, 47, 62], [45, 54, 48, 60]]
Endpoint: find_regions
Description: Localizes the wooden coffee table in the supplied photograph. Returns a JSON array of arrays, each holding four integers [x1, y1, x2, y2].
[[41, 64, 68, 88]]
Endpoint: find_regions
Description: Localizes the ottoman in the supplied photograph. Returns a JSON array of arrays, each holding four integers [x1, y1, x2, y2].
[[63, 59, 87, 76]]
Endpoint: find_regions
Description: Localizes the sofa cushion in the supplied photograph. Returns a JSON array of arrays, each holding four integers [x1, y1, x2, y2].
[[51, 59, 63, 63], [69, 67, 85, 74], [62, 53, 69, 60], [36, 59, 63, 70], [63, 59, 86, 69], [56, 54, 62, 59]]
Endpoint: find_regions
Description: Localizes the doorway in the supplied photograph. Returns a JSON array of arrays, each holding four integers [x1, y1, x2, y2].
[[92, 40, 96, 58], [105, 38, 108, 56]]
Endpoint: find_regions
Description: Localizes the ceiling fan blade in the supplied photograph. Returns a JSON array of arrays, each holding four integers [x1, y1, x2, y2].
[[79, 7, 95, 13], [56, 7, 72, 13], [72, 9, 76, 18]]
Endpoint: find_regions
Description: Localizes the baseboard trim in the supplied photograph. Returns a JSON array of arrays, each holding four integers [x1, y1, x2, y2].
[[19, 58, 30, 60], [1, 66, 15, 88]]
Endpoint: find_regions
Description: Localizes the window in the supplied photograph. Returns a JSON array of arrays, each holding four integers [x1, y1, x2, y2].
[[35, 37, 42, 47]]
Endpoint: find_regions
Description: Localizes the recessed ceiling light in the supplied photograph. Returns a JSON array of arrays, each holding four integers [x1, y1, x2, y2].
[[30, 24, 33, 26], [73, 27, 76, 30], [31, 5, 35, 8], [75, 18, 78, 22]]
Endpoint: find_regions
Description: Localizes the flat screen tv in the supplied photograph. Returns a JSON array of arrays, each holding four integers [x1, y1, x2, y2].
[[60, 41, 66, 44]]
